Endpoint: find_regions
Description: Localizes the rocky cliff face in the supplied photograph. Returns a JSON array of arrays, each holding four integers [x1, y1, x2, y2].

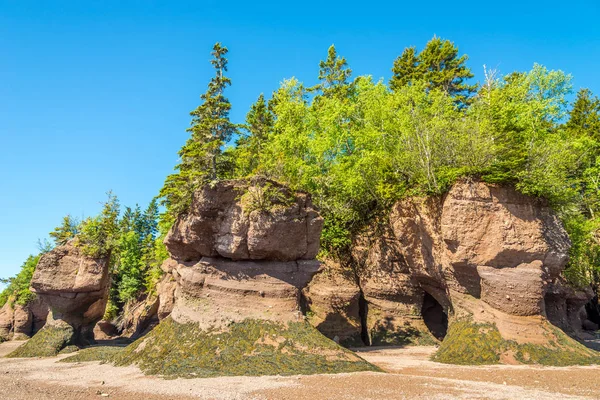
[[305, 180, 599, 364], [0, 297, 48, 341], [8, 242, 110, 357], [162, 179, 323, 328], [114, 179, 378, 377]]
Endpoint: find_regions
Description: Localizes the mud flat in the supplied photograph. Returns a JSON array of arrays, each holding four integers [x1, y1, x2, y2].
[[1, 341, 599, 400]]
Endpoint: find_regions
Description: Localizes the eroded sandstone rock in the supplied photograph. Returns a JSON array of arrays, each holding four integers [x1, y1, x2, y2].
[[165, 179, 323, 262], [353, 222, 437, 346], [160, 179, 325, 329], [10, 242, 110, 356], [115, 179, 377, 376], [304, 180, 597, 364], [302, 260, 363, 346], [0, 297, 48, 341]]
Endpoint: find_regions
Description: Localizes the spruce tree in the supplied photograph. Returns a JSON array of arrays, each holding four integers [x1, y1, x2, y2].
[[390, 37, 476, 106], [49, 215, 79, 246], [160, 43, 237, 216], [389, 46, 419, 91], [314, 45, 353, 98], [567, 88, 600, 139], [235, 94, 274, 175]]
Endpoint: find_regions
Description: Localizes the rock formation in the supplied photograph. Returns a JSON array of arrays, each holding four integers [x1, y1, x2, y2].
[[161, 179, 324, 328], [93, 273, 177, 341], [114, 179, 378, 377], [0, 297, 48, 342], [305, 180, 600, 365], [114, 275, 176, 339], [8, 242, 110, 357]]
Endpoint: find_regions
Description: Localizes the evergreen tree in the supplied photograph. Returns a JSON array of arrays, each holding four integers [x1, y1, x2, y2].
[[314, 45, 353, 98], [389, 46, 419, 91], [235, 94, 274, 175], [77, 192, 120, 258], [141, 198, 159, 239], [390, 37, 476, 105], [49, 215, 79, 246], [160, 43, 237, 216], [119, 206, 135, 233], [566, 88, 600, 139]]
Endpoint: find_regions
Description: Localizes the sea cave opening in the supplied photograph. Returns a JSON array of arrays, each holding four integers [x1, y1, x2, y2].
[[421, 292, 448, 341]]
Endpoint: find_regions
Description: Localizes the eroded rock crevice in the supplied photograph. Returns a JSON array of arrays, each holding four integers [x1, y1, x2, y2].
[[357, 287, 370, 346]]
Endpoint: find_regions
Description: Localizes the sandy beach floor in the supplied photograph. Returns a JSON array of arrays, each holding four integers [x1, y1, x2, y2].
[[0, 341, 598, 399]]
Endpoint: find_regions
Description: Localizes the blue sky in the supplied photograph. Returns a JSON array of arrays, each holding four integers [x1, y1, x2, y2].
[[1, 1, 599, 281]]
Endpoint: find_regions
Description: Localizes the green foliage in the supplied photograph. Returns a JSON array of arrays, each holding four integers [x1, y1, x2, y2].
[[240, 181, 294, 213], [76, 192, 120, 258], [160, 42, 238, 218], [234, 94, 275, 176], [566, 88, 600, 140], [107, 198, 164, 316], [113, 317, 380, 378], [115, 230, 146, 303], [390, 36, 476, 105], [243, 75, 491, 256], [49, 215, 79, 246], [0, 254, 41, 308], [7, 324, 74, 358]]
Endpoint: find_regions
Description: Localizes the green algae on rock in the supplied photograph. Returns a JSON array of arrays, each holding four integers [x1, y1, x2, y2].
[[60, 346, 124, 363], [433, 318, 600, 366], [6, 324, 74, 358], [113, 317, 380, 378]]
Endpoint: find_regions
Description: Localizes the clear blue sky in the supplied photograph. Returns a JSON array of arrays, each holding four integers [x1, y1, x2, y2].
[[1, 1, 599, 281]]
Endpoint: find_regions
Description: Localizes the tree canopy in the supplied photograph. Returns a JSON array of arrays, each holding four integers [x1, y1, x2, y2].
[[3, 36, 600, 325]]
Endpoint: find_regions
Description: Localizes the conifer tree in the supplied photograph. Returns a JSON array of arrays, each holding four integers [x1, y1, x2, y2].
[[567, 88, 600, 139], [314, 45, 353, 99], [160, 43, 237, 216], [49, 215, 79, 246], [235, 94, 274, 175], [389, 46, 419, 91], [390, 37, 476, 106]]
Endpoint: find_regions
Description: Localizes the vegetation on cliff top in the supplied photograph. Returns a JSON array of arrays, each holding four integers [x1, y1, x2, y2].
[[2, 35, 600, 325], [112, 317, 380, 378], [154, 37, 600, 287]]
